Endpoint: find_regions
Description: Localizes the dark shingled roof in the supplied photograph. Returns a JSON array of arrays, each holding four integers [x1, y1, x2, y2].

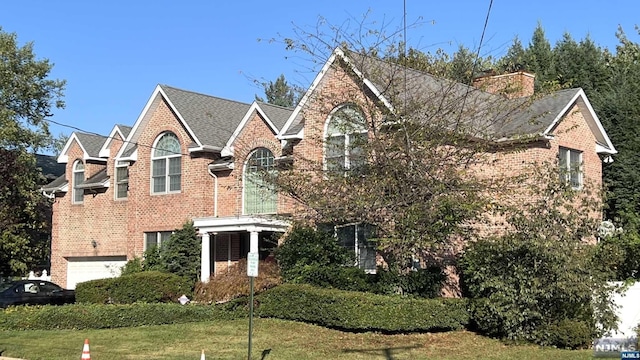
[[257, 102, 294, 132], [42, 174, 68, 192], [76, 168, 109, 189], [161, 85, 252, 148], [76, 133, 108, 158], [282, 49, 586, 142], [116, 124, 133, 138]]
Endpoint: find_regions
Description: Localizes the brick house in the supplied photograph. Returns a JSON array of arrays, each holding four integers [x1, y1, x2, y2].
[[43, 48, 616, 288]]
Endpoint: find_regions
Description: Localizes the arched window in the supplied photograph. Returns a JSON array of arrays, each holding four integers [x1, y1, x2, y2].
[[244, 148, 276, 214], [151, 132, 181, 194], [324, 104, 368, 172], [72, 160, 85, 204]]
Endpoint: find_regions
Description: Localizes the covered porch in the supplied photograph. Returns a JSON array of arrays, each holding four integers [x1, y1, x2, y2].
[[193, 216, 290, 282]]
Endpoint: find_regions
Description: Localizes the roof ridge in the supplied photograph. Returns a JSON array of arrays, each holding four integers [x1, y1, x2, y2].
[[257, 101, 295, 111], [160, 84, 251, 107]]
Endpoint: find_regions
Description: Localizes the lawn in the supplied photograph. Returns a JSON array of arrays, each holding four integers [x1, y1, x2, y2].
[[0, 318, 595, 360]]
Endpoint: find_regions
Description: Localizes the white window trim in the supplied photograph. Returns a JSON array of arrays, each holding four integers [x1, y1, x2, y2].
[[559, 147, 583, 190], [323, 104, 368, 172], [72, 160, 84, 204], [242, 147, 277, 215], [143, 231, 173, 251], [333, 223, 376, 274], [114, 161, 129, 200], [150, 132, 182, 195]]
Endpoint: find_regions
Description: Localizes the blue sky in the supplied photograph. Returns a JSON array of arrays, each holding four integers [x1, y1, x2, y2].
[[1, 1, 638, 151]]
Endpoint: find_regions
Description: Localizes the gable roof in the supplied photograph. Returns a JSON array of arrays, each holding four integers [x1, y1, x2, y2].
[[99, 124, 133, 157], [279, 47, 616, 155], [116, 85, 254, 160], [58, 132, 109, 163]]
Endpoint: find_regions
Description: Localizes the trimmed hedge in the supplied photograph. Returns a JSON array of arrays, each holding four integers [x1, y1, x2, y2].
[[256, 284, 469, 332], [0, 302, 247, 330], [76, 271, 192, 304]]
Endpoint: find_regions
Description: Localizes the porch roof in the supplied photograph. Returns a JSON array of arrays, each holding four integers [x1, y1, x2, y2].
[[193, 216, 290, 234]]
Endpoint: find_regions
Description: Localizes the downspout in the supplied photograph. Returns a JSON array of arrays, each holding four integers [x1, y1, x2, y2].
[[41, 189, 55, 199], [207, 166, 218, 217]]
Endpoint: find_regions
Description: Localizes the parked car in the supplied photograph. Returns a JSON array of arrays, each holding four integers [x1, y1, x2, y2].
[[0, 280, 75, 308]]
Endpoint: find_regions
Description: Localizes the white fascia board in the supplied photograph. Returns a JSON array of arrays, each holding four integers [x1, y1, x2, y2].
[[118, 148, 138, 162], [99, 126, 126, 158], [277, 47, 394, 140], [57, 133, 82, 163], [83, 156, 107, 162], [115, 85, 163, 159], [224, 102, 279, 151], [543, 89, 617, 155], [221, 146, 233, 157], [193, 216, 290, 233], [278, 50, 341, 139], [157, 86, 202, 147], [188, 145, 223, 154]]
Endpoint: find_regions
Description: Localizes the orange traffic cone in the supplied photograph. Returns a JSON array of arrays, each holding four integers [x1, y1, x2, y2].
[[81, 338, 91, 359], [201, 349, 206, 360]]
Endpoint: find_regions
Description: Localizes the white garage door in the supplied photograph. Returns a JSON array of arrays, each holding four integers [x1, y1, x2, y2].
[[66, 256, 127, 289]]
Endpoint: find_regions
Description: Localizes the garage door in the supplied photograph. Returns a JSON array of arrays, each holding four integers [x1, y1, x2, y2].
[[66, 256, 127, 289]]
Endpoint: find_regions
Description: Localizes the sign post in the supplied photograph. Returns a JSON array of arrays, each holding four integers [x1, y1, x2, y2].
[[247, 251, 259, 360]]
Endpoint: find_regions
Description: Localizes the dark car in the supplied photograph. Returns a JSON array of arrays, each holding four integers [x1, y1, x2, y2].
[[0, 280, 75, 308]]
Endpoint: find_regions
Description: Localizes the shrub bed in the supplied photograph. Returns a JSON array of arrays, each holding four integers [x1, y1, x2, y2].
[[256, 284, 469, 332], [75, 271, 193, 304], [0, 302, 246, 330]]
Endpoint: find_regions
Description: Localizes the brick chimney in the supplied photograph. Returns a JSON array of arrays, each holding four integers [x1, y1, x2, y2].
[[472, 71, 535, 99]]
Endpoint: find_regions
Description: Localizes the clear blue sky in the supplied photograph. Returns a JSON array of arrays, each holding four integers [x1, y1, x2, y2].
[[1, 0, 638, 150]]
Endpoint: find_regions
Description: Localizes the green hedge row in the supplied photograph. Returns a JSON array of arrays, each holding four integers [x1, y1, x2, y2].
[[75, 271, 192, 304], [256, 284, 469, 332], [0, 302, 247, 330]]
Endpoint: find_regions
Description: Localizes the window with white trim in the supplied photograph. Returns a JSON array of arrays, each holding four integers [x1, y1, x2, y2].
[[244, 147, 277, 214], [144, 231, 172, 250], [559, 147, 583, 189], [115, 161, 129, 199], [324, 104, 368, 173], [151, 132, 181, 194], [72, 160, 84, 204], [324, 223, 377, 273]]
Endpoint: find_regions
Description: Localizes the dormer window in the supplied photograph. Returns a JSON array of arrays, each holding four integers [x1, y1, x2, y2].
[[72, 160, 85, 204], [151, 132, 181, 194]]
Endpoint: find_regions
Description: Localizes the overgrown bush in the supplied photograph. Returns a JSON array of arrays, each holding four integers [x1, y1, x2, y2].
[[256, 284, 469, 332], [193, 259, 281, 303], [76, 271, 192, 304], [0, 303, 246, 330], [275, 225, 353, 282], [459, 164, 619, 349]]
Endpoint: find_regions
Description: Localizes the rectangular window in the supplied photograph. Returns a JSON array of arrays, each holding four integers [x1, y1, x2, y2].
[[559, 147, 583, 189], [168, 157, 181, 192], [334, 223, 377, 274], [144, 231, 172, 250], [326, 135, 346, 172], [115, 162, 129, 199], [73, 171, 84, 203], [152, 159, 166, 193]]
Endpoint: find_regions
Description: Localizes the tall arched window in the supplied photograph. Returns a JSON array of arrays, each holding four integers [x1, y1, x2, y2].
[[324, 104, 368, 172], [72, 160, 85, 204], [151, 132, 181, 194], [244, 148, 276, 214]]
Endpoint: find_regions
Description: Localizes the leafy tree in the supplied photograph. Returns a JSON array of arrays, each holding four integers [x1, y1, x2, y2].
[[459, 163, 618, 348], [255, 74, 298, 107], [497, 36, 527, 73], [0, 27, 65, 277], [159, 221, 201, 283], [273, 16, 522, 274]]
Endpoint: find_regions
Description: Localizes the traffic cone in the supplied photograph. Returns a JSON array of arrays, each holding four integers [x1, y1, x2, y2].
[[201, 349, 206, 360], [81, 338, 91, 359]]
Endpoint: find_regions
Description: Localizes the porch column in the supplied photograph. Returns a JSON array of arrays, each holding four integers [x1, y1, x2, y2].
[[200, 232, 211, 283], [249, 230, 259, 253]]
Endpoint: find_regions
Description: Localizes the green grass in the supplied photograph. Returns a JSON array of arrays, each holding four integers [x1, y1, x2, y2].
[[0, 318, 595, 360]]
